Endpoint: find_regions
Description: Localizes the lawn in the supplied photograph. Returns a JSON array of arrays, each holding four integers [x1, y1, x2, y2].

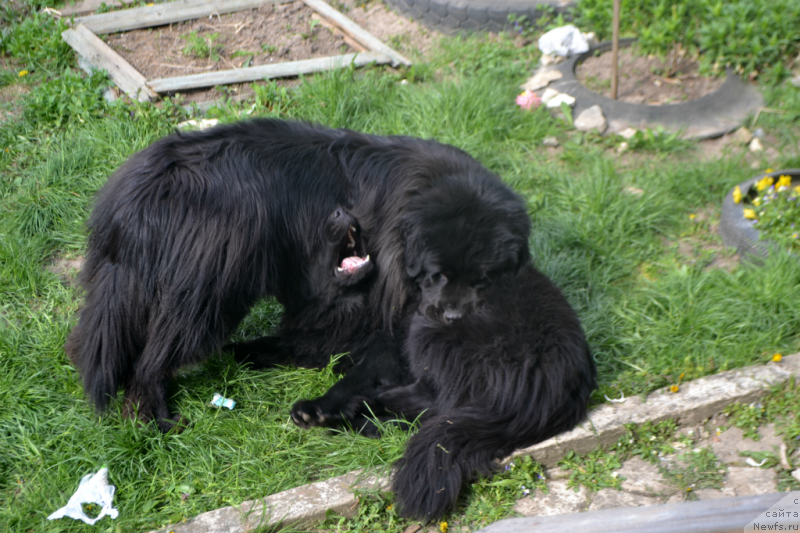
[[1, 0, 800, 532]]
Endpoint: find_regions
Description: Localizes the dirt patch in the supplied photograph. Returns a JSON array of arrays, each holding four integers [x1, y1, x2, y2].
[[105, 2, 354, 81], [47, 256, 84, 286], [576, 47, 725, 106], [95, 0, 431, 104]]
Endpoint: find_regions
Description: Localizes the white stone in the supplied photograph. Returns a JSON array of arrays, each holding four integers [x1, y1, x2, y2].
[[792, 469, 800, 482], [574, 105, 607, 133], [749, 138, 764, 152], [541, 87, 560, 103], [619, 127, 638, 139], [178, 118, 220, 130], [521, 69, 563, 91], [546, 93, 576, 108], [542, 136, 559, 147], [617, 142, 628, 153], [514, 480, 590, 516]]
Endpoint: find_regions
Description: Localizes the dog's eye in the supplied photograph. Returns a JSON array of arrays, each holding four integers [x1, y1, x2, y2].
[[431, 272, 446, 284], [473, 276, 491, 289]]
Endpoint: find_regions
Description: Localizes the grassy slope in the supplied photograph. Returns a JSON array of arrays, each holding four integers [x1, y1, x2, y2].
[[1, 26, 800, 533]]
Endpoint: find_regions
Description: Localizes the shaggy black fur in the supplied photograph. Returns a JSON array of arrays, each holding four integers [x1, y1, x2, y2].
[[380, 263, 596, 521], [65, 118, 521, 433], [291, 175, 597, 521]]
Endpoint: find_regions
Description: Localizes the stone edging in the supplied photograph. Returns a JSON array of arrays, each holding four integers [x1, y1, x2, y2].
[[153, 353, 800, 533]]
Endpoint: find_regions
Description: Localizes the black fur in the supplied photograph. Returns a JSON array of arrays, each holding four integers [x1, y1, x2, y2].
[[381, 263, 596, 521], [288, 173, 596, 521], [66, 118, 518, 432]]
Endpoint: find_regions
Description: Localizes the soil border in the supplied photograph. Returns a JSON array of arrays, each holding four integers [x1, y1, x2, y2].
[[541, 38, 764, 140]]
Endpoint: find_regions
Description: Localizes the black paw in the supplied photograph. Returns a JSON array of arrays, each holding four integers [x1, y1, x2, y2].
[[290, 400, 343, 429], [156, 413, 188, 434]]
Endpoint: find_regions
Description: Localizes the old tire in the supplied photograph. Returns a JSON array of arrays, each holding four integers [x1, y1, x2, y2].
[[384, 0, 575, 34], [719, 169, 800, 262]]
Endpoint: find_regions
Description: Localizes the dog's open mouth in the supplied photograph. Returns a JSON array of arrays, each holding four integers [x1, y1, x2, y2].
[[336, 225, 370, 276]]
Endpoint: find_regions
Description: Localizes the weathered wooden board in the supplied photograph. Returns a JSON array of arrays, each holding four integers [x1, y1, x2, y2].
[[301, 0, 411, 66], [61, 23, 157, 101], [74, 0, 285, 35], [148, 51, 391, 92]]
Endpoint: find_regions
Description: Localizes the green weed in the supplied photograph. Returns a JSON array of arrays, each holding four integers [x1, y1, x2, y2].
[[181, 31, 224, 61], [661, 447, 726, 498], [558, 448, 623, 492]]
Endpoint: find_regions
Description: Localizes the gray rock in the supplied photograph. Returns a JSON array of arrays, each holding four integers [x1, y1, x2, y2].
[[753, 128, 765, 139], [615, 457, 675, 496], [574, 105, 607, 134], [514, 480, 590, 516], [588, 489, 660, 511]]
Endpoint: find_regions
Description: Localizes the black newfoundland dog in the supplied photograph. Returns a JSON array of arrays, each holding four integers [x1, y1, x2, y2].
[[284, 176, 596, 521], [65, 118, 529, 432], [67, 118, 595, 521]]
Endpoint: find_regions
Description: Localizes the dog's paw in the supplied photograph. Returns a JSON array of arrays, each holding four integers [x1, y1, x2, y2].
[[156, 413, 188, 434], [291, 400, 343, 429]]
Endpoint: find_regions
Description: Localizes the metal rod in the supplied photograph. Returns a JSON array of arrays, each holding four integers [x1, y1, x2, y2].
[[611, 0, 620, 99]]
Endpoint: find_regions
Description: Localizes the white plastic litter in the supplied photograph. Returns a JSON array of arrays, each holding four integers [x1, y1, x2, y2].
[[211, 393, 236, 410], [604, 392, 626, 403], [538, 25, 589, 57], [48, 467, 118, 525], [745, 457, 768, 467]]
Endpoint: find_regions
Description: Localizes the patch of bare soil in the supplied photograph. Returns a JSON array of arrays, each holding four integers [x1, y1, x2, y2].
[[106, 2, 353, 80], [576, 47, 725, 106], [99, 0, 431, 104]]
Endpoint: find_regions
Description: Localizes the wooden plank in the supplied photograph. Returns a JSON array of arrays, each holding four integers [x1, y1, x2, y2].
[[148, 51, 391, 92], [301, 0, 411, 67], [62, 24, 157, 101], [74, 0, 284, 35]]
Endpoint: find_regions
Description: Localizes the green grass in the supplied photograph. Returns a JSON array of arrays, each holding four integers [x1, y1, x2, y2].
[[1, 2, 800, 531]]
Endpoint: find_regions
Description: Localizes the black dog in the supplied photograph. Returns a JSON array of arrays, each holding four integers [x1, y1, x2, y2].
[[66, 118, 524, 433], [288, 176, 596, 521]]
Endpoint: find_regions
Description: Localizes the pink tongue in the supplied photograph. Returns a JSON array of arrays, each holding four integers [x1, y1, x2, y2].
[[340, 256, 366, 273]]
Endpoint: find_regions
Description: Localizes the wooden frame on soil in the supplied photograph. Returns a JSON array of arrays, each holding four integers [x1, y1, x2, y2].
[[61, 0, 411, 102]]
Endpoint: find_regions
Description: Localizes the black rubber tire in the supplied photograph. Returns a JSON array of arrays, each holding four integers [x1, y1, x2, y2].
[[719, 169, 800, 262], [384, 0, 575, 34]]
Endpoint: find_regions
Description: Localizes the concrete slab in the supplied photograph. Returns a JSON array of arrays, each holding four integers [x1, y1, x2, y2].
[[514, 480, 591, 517], [707, 424, 783, 466], [508, 354, 800, 467], [588, 489, 660, 511], [615, 456, 675, 496]]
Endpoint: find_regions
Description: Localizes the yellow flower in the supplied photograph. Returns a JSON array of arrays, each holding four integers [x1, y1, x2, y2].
[[795, 186, 800, 195], [18, 69, 28, 77], [732, 186, 742, 204], [753, 197, 761, 206], [743, 208, 756, 219], [777, 175, 792, 188], [688, 214, 696, 220], [756, 176, 774, 191], [766, 168, 774, 173], [440, 522, 449, 533], [772, 353, 782, 362], [686, 487, 693, 492], [679, 372, 685, 380], [670, 385, 680, 393]]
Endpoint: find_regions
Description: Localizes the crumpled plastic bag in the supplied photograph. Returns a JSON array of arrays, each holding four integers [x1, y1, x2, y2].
[[538, 25, 589, 57], [48, 467, 119, 525]]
